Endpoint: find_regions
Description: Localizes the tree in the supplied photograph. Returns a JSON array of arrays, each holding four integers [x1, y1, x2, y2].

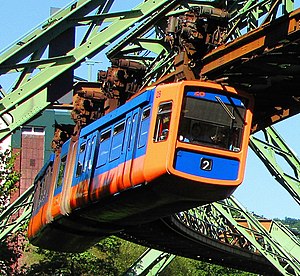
[[24, 237, 122, 275], [0, 148, 22, 275], [0, 148, 20, 211], [22, 236, 146, 275]]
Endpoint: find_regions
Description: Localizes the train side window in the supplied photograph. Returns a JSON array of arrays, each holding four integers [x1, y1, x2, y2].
[[100, 130, 111, 143], [138, 107, 151, 148], [32, 179, 41, 213], [128, 113, 138, 150], [76, 162, 83, 177], [110, 121, 125, 161], [56, 155, 67, 189], [142, 107, 151, 120], [80, 143, 86, 153], [76, 142, 86, 177], [153, 102, 172, 142], [44, 165, 52, 201], [97, 129, 111, 167], [38, 179, 44, 206]]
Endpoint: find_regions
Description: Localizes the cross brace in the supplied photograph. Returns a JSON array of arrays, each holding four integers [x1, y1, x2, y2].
[[250, 126, 300, 205], [0, 185, 34, 241], [124, 248, 175, 276]]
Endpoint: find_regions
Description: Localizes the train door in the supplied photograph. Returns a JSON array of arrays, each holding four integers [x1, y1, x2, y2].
[[60, 140, 78, 215], [117, 111, 136, 190], [72, 131, 98, 207], [50, 140, 70, 219], [108, 118, 128, 194], [28, 155, 55, 239], [89, 127, 112, 201], [123, 109, 143, 187]]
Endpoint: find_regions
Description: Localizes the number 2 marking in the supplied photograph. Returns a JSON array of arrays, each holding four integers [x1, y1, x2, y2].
[[202, 160, 210, 170], [200, 158, 213, 171]]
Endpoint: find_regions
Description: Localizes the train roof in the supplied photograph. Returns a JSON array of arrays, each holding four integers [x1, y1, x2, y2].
[[80, 88, 153, 137]]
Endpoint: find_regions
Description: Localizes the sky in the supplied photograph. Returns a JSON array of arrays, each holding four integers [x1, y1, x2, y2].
[[0, 0, 299, 219]]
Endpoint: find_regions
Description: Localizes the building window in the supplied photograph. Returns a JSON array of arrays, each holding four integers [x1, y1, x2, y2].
[[21, 126, 45, 135]]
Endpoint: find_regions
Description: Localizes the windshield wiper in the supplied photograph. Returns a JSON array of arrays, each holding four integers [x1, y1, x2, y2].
[[215, 96, 235, 120], [226, 95, 246, 125]]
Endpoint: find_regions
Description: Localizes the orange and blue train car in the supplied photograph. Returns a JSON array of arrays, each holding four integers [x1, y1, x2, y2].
[[28, 80, 254, 252]]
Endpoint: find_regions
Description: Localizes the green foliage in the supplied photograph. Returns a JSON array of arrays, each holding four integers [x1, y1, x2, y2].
[[21, 236, 146, 275], [160, 256, 256, 276], [0, 148, 21, 211], [0, 235, 24, 275], [280, 217, 300, 231], [113, 239, 146, 274], [0, 148, 22, 275], [24, 237, 124, 275]]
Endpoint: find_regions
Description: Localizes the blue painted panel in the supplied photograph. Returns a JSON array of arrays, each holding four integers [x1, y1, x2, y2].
[[110, 131, 124, 161], [186, 91, 244, 107], [97, 135, 111, 167], [60, 139, 70, 156], [54, 185, 62, 196], [174, 150, 239, 180]]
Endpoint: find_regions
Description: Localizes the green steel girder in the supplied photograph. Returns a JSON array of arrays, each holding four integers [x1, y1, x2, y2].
[[213, 197, 300, 276], [221, 0, 295, 41], [124, 248, 175, 276], [175, 202, 260, 253], [250, 126, 300, 205], [173, 196, 300, 275], [0, 0, 183, 141], [269, 220, 300, 262], [0, 185, 34, 241], [0, 0, 107, 72], [130, 193, 299, 275]]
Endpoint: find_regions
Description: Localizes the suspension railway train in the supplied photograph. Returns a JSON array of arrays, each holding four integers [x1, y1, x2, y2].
[[28, 80, 254, 252]]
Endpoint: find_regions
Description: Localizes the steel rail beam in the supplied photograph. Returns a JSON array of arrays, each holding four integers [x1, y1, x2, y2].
[[201, 8, 300, 77]]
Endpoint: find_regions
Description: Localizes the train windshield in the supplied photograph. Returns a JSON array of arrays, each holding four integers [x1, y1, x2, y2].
[[178, 89, 248, 152]]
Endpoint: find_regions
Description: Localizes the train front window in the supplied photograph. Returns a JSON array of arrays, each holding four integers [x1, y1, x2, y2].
[[178, 89, 248, 152]]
